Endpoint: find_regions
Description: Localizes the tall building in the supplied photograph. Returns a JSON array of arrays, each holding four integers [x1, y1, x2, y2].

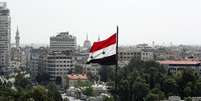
[[50, 32, 76, 52], [30, 48, 40, 80], [47, 51, 75, 81], [15, 27, 20, 49], [22, 46, 32, 71], [48, 32, 77, 83], [83, 34, 91, 49], [0, 2, 11, 69], [38, 47, 49, 73]]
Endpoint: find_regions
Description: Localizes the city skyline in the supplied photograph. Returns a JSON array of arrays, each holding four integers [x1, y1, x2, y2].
[[2, 1, 201, 101], [4, 0, 201, 46]]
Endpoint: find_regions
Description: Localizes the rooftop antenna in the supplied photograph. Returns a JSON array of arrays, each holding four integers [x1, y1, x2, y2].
[[98, 35, 100, 41], [16, 26, 19, 35], [86, 33, 88, 40], [152, 41, 155, 47]]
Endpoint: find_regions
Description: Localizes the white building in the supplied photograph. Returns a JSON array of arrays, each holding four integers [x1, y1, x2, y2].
[[47, 51, 75, 81], [118, 46, 154, 62], [85, 64, 101, 76], [161, 96, 184, 101], [159, 60, 201, 74], [65, 74, 88, 88], [50, 32, 76, 52], [48, 32, 77, 83], [0, 2, 11, 70]]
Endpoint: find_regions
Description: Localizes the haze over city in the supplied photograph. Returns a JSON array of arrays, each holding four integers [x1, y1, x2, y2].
[[5, 0, 201, 46], [3, 1, 201, 101]]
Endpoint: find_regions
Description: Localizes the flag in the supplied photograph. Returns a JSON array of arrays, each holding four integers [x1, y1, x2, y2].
[[87, 33, 117, 65]]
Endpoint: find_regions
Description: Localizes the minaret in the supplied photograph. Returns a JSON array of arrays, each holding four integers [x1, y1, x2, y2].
[[83, 33, 91, 49], [15, 27, 20, 49], [152, 41, 155, 48]]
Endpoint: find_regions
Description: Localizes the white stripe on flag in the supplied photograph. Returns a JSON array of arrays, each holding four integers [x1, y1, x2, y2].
[[87, 43, 116, 62]]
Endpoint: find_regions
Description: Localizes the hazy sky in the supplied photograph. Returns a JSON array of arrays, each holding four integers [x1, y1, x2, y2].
[[4, 0, 201, 46]]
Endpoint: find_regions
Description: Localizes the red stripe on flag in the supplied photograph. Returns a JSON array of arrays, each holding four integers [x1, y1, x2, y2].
[[90, 33, 116, 52]]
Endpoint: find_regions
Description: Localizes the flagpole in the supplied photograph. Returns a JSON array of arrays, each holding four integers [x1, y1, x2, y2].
[[115, 25, 119, 101]]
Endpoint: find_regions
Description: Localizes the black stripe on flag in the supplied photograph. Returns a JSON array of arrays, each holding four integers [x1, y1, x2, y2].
[[86, 55, 116, 65]]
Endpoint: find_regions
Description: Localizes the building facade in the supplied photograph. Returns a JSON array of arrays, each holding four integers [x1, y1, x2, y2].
[[50, 32, 76, 52], [15, 27, 20, 49], [30, 48, 40, 80], [65, 74, 88, 88], [159, 60, 201, 74], [118, 46, 154, 62], [47, 51, 75, 81], [22, 46, 32, 70], [83, 34, 91, 50], [0, 2, 10, 69], [38, 47, 49, 73], [28, 47, 49, 80], [48, 32, 77, 82]]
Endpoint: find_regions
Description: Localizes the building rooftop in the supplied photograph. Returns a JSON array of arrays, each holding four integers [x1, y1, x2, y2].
[[159, 60, 201, 65], [0, 2, 9, 16], [0, 2, 6, 8], [67, 74, 88, 80], [50, 32, 75, 39]]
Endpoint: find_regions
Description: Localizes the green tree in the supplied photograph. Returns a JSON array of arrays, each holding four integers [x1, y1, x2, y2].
[[77, 80, 92, 87], [47, 82, 62, 101], [0, 85, 16, 101], [83, 86, 93, 96], [117, 79, 130, 101], [31, 85, 49, 101], [109, 58, 201, 100], [112, 59, 166, 101], [150, 88, 166, 100], [192, 80, 201, 96], [182, 69, 197, 83], [162, 77, 178, 96], [104, 96, 114, 101], [63, 98, 69, 101], [185, 97, 192, 101], [145, 93, 159, 101], [133, 81, 149, 101], [15, 74, 32, 90], [36, 72, 50, 85], [184, 86, 191, 97]]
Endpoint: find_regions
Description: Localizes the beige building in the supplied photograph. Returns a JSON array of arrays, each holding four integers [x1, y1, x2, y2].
[[50, 32, 76, 52], [0, 2, 11, 69], [159, 60, 201, 74], [65, 74, 88, 88], [118, 46, 154, 63], [47, 51, 75, 81], [48, 32, 77, 84]]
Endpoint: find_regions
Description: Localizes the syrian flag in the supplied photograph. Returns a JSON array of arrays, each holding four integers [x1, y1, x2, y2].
[[87, 33, 117, 65]]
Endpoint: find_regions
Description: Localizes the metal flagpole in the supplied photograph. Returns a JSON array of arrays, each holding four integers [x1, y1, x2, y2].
[[115, 26, 119, 101]]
